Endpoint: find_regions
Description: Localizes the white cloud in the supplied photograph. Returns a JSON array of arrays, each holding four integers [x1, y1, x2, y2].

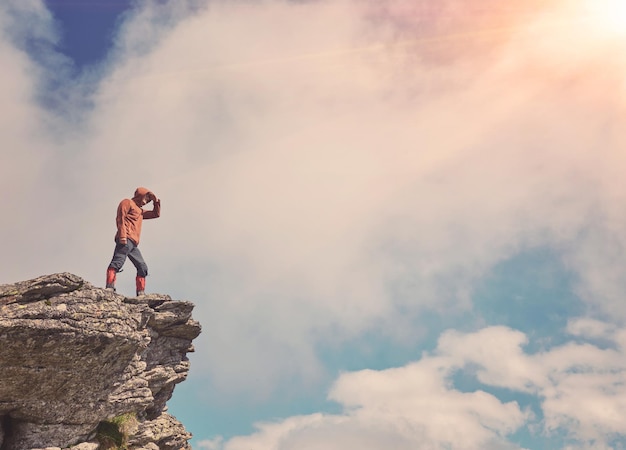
[[222, 363, 528, 450], [447, 326, 626, 448], [567, 318, 618, 340], [436, 327, 544, 393], [328, 362, 528, 449], [536, 342, 626, 444]]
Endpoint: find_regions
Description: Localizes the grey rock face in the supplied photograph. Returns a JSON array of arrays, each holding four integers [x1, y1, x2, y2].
[[0, 273, 201, 450]]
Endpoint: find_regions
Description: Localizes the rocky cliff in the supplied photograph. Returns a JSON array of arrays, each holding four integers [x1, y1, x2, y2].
[[0, 273, 201, 450]]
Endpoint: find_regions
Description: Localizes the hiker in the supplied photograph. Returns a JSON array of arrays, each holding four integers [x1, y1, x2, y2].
[[106, 187, 161, 295]]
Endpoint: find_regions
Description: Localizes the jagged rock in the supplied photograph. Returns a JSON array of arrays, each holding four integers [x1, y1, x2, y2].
[[0, 273, 201, 450], [129, 413, 192, 450]]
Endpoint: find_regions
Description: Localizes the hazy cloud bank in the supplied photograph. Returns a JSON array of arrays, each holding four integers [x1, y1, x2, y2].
[[3, 0, 626, 409]]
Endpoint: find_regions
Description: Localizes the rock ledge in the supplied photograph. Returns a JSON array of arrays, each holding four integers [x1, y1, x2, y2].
[[0, 273, 201, 450]]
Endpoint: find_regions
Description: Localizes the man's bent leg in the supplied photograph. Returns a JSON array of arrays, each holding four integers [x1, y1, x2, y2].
[[106, 241, 130, 291], [127, 242, 148, 296]]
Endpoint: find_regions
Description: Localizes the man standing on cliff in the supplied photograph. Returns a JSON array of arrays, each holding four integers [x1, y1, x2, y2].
[[106, 187, 161, 296]]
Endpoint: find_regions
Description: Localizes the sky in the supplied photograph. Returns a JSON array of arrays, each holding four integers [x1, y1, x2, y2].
[[3, 0, 626, 448]]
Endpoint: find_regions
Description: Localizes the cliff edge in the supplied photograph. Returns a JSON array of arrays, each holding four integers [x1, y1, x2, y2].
[[0, 273, 202, 450]]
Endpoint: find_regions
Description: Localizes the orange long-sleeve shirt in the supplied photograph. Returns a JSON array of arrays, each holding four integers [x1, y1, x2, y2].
[[115, 197, 160, 245]]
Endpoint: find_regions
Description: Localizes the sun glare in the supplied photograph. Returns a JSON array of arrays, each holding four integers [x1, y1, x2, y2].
[[583, 0, 626, 35]]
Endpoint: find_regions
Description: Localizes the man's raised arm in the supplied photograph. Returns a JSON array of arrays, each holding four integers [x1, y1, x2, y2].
[[143, 192, 161, 219]]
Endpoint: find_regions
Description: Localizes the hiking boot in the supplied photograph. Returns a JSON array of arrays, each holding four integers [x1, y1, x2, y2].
[[136, 276, 146, 297], [106, 268, 117, 292]]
